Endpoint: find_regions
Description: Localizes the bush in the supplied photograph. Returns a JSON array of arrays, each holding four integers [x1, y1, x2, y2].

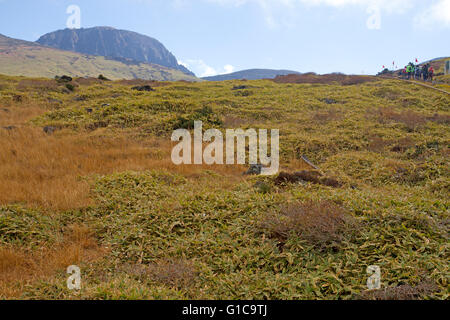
[[121, 259, 197, 288], [274, 171, 342, 188], [98, 74, 110, 81], [260, 200, 357, 251], [65, 83, 75, 92], [373, 107, 427, 130], [55, 75, 72, 83], [170, 106, 222, 130], [358, 281, 438, 300]]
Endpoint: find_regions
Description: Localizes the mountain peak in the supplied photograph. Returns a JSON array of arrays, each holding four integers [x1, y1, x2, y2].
[[36, 27, 194, 76]]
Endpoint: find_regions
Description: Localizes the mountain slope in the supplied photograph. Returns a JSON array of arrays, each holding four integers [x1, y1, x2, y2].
[[37, 27, 194, 76], [0, 34, 198, 81], [202, 69, 301, 81]]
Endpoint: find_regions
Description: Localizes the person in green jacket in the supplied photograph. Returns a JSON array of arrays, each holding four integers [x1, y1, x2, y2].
[[406, 64, 412, 80]]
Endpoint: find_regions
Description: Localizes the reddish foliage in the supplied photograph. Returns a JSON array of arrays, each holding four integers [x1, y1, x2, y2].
[[274, 171, 342, 188], [359, 281, 439, 300], [261, 200, 357, 250], [273, 73, 378, 85]]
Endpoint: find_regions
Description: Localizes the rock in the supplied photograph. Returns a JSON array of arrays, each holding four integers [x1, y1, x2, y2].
[[13, 95, 23, 102], [85, 108, 93, 113], [37, 27, 195, 76], [232, 85, 248, 90], [55, 75, 73, 82], [73, 95, 87, 101], [98, 74, 110, 81], [101, 103, 110, 107], [43, 126, 57, 134], [322, 98, 338, 104], [85, 121, 108, 131], [48, 98, 62, 104], [132, 85, 155, 92], [234, 90, 252, 97], [244, 164, 262, 175]]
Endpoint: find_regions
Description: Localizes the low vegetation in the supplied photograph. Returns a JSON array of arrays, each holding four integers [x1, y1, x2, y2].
[[0, 72, 448, 299]]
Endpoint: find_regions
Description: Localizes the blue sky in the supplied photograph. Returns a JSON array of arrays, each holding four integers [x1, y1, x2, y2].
[[0, 0, 449, 76]]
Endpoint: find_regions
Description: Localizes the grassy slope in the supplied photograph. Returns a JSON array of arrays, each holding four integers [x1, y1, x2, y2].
[[434, 58, 450, 85], [0, 35, 198, 81], [0, 75, 448, 299]]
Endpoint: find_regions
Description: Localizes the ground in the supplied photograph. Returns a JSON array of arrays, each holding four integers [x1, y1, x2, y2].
[[0, 74, 448, 299]]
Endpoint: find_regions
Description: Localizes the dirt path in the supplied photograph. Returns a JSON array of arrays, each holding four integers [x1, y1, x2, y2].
[[379, 76, 450, 95]]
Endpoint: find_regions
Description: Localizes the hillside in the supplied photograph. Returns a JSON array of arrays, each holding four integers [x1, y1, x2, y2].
[[389, 57, 450, 76], [0, 74, 448, 299], [0, 34, 198, 81], [380, 57, 450, 85], [37, 27, 194, 76], [202, 68, 301, 81]]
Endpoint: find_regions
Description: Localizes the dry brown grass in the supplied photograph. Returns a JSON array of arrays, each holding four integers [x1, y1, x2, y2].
[[372, 107, 427, 130], [0, 104, 47, 127], [147, 259, 197, 288], [280, 157, 319, 172], [428, 113, 450, 124], [367, 136, 392, 153], [274, 171, 342, 188], [260, 200, 357, 250], [367, 136, 415, 153], [358, 281, 439, 300], [120, 259, 197, 288], [273, 73, 377, 85], [0, 94, 250, 211], [312, 108, 343, 122], [116, 79, 169, 87], [0, 126, 246, 210], [222, 115, 248, 127], [16, 79, 61, 92], [391, 137, 416, 152], [0, 224, 105, 298], [0, 128, 158, 209]]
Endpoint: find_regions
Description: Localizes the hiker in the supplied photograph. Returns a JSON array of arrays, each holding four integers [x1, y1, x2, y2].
[[428, 66, 434, 82], [415, 66, 421, 80], [422, 64, 429, 81], [406, 64, 412, 80], [410, 63, 415, 79]]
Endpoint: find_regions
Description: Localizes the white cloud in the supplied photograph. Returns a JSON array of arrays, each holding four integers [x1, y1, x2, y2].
[[414, 0, 450, 29], [205, 0, 415, 13], [179, 59, 235, 77], [178, 0, 450, 29], [203, 0, 417, 28], [223, 64, 235, 73]]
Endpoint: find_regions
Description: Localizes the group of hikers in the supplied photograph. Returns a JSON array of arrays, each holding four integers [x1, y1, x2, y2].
[[401, 62, 434, 82]]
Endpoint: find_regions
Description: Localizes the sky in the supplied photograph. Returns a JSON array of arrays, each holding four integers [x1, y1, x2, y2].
[[0, 0, 449, 76]]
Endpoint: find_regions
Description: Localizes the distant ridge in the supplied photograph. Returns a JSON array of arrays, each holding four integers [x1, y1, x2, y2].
[[37, 26, 195, 76], [0, 33, 198, 81], [202, 69, 301, 81]]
